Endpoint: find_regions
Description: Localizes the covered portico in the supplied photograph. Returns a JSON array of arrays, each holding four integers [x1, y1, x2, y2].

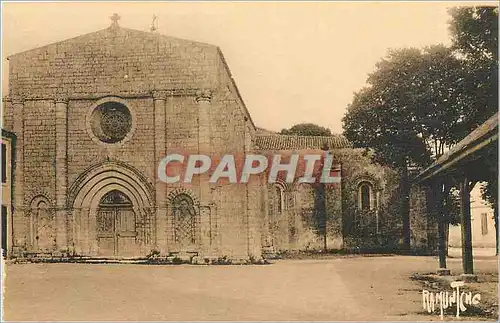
[[414, 113, 498, 280]]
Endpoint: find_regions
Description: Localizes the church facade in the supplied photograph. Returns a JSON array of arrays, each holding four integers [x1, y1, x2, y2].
[[2, 20, 435, 262]]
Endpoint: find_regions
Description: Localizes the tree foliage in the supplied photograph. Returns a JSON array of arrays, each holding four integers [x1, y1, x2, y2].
[[448, 6, 498, 133], [343, 5, 498, 168], [280, 123, 332, 136], [342, 6, 499, 250], [449, 6, 498, 62], [343, 45, 466, 168], [342, 46, 467, 249], [450, 6, 498, 239], [481, 178, 498, 210]]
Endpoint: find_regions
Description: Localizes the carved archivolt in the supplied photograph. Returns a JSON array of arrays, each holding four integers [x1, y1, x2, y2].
[[68, 160, 155, 209], [351, 172, 383, 191], [167, 188, 200, 206], [24, 190, 54, 211]]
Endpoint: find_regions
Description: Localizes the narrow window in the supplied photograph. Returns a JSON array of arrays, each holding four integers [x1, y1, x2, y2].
[[359, 182, 371, 210], [1, 143, 6, 183], [276, 186, 283, 214], [481, 213, 488, 236]]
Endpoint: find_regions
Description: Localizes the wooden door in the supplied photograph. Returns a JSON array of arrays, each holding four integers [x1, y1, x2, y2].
[[96, 190, 136, 257]]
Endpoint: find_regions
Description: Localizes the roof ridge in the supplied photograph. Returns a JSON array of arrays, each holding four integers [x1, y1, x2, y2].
[[7, 27, 114, 60], [120, 27, 217, 48], [7, 25, 217, 60]]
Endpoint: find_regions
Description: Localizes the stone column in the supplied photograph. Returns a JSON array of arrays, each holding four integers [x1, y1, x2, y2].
[[55, 96, 69, 253], [11, 96, 25, 249], [153, 90, 167, 254], [196, 89, 213, 256], [196, 89, 212, 157]]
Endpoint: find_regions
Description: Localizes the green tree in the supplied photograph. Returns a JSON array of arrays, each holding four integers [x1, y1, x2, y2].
[[342, 46, 465, 250], [450, 6, 498, 254], [343, 6, 498, 253], [449, 6, 497, 62], [280, 123, 332, 136], [449, 6, 498, 132]]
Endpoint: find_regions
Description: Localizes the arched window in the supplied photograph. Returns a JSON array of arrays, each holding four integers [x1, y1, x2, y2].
[[276, 185, 284, 214], [358, 182, 373, 210], [172, 194, 197, 245], [268, 184, 286, 217]]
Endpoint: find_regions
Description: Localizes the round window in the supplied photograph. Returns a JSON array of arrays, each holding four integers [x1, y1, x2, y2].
[[90, 102, 132, 144]]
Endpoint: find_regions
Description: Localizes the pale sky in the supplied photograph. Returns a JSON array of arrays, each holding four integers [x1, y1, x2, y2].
[[1, 1, 496, 134]]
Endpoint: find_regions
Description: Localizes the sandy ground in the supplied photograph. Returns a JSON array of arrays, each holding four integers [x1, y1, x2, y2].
[[2, 255, 498, 321]]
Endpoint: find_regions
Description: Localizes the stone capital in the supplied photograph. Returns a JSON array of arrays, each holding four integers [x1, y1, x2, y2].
[[152, 90, 169, 100], [10, 95, 24, 105], [195, 89, 213, 103], [54, 96, 69, 104]]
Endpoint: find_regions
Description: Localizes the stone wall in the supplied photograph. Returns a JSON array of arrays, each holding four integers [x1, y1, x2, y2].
[[2, 23, 437, 259], [67, 98, 156, 187], [3, 25, 262, 261], [409, 184, 438, 254], [336, 148, 402, 251], [255, 148, 343, 253], [250, 147, 437, 254]]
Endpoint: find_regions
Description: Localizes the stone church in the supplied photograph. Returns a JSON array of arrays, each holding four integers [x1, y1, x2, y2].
[[2, 17, 435, 262]]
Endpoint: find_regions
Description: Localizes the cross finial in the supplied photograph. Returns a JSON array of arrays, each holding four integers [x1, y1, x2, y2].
[[150, 14, 158, 32], [110, 13, 121, 26]]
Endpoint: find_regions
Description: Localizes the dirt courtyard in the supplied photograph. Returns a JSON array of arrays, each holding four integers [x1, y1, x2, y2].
[[2, 255, 498, 321]]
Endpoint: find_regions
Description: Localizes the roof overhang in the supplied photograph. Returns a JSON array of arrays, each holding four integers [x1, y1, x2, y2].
[[414, 113, 498, 184]]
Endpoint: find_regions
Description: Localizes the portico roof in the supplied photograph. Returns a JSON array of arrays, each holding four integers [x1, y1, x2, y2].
[[414, 113, 498, 183]]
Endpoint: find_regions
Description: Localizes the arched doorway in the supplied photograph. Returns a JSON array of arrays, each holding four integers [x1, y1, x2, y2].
[[69, 162, 155, 257], [96, 190, 137, 256], [28, 196, 56, 253]]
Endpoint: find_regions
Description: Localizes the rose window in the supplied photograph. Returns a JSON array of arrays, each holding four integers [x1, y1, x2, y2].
[[91, 102, 132, 144]]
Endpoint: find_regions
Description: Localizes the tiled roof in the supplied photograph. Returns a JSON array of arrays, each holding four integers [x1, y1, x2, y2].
[[414, 112, 498, 182], [255, 134, 352, 150], [255, 127, 277, 135]]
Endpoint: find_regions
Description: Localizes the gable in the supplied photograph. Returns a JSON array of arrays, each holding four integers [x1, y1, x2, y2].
[[8, 26, 220, 98]]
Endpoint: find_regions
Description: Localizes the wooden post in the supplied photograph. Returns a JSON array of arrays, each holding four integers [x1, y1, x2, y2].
[[437, 184, 448, 272], [438, 216, 447, 268], [430, 181, 450, 275], [459, 176, 474, 275]]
